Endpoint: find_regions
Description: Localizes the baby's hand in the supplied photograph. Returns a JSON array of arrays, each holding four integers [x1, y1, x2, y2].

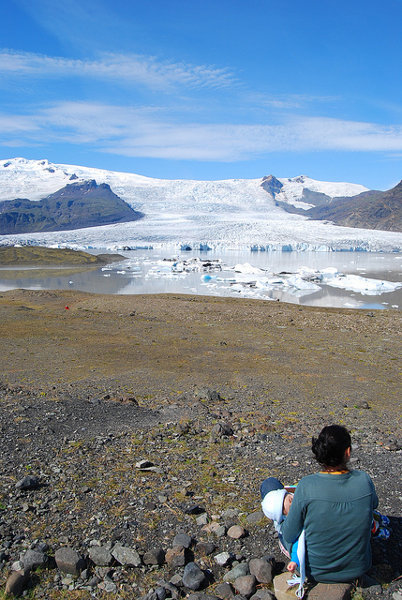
[[287, 561, 297, 573]]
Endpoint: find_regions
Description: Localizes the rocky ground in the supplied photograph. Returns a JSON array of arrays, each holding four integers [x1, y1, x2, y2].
[[0, 289, 401, 599]]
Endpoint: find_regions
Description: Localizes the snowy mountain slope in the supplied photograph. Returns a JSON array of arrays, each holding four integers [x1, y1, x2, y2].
[[0, 158, 401, 252], [277, 175, 368, 210]]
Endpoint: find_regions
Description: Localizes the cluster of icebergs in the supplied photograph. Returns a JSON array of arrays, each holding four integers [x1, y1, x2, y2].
[[204, 263, 401, 298], [110, 257, 401, 306]]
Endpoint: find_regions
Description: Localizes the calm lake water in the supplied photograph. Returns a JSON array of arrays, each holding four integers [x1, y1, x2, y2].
[[1, 249, 401, 310]]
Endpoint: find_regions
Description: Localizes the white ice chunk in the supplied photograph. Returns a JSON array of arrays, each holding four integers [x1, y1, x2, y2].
[[325, 274, 402, 295], [234, 263, 265, 274], [286, 275, 321, 291]]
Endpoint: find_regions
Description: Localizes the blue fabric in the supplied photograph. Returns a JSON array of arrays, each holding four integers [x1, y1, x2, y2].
[[291, 538, 300, 566], [260, 477, 284, 499]]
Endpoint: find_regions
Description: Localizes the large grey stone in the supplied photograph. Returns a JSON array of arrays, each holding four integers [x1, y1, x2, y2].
[[307, 582, 353, 600], [55, 547, 86, 575], [233, 575, 256, 598], [21, 549, 47, 570], [245, 511, 264, 524], [250, 591, 275, 600], [88, 545, 113, 566], [5, 570, 30, 597], [227, 525, 247, 539], [143, 548, 165, 566], [172, 532, 192, 548], [196, 541, 217, 556], [15, 475, 40, 490], [211, 423, 233, 437], [182, 562, 207, 591], [112, 544, 142, 567], [248, 558, 273, 584], [166, 546, 190, 568], [214, 582, 235, 599], [224, 562, 250, 583]]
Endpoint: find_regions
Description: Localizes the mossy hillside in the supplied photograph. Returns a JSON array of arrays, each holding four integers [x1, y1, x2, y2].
[[0, 246, 126, 267]]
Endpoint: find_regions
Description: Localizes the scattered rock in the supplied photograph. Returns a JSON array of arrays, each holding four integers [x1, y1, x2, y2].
[[250, 590, 275, 600], [245, 511, 264, 525], [166, 546, 190, 568], [248, 557, 273, 584], [88, 545, 113, 566], [385, 439, 401, 451], [55, 547, 86, 575], [196, 513, 209, 525], [224, 563, 250, 583], [211, 423, 234, 437], [143, 548, 165, 566], [172, 532, 192, 548], [185, 504, 206, 515], [233, 574, 256, 598], [111, 543, 142, 567], [227, 525, 247, 539], [15, 475, 40, 490], [5, 570, 30, 597], [136, 459, 155, 469], [20, 549, 47, 570], [307, 581, 353, 600], [196, 389, 224, 402], [214, 582, 235, 599], [196, 542, 217, 556], [273, 573, 298, 600], [214, 551, 233, 567], [182, 562, 207, 591]]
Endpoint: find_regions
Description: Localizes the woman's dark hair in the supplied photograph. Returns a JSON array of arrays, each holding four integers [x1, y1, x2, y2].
[[312, 425, 351, 468]]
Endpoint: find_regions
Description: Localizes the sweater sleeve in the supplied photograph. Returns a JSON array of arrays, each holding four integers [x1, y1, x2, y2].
[[281, 488, 306, 544], [290, 538, 300, 567]]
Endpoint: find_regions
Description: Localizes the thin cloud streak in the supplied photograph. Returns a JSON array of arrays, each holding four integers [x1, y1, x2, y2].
[[0, 50, 236, 90], [1, 103, 402, 160]]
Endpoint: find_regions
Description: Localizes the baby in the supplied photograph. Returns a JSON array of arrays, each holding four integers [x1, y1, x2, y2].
[[260, 477, 301, 573]]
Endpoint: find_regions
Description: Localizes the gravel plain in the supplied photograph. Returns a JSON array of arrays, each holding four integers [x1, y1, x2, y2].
[[0, 289, 400, 599]]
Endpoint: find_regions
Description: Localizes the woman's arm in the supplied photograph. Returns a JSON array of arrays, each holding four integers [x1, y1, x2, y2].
[[281, 491, 306, 544], [369, 474, 378, 510]]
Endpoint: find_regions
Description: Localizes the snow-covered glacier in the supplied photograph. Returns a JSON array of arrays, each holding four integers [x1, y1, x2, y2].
[[0, 157, 401, 252]]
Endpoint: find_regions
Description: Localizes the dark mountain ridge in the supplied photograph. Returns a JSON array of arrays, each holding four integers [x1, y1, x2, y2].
[[0, 180, 143, 234], [260, 175, 402, 232], [306, 180, 402, 232]]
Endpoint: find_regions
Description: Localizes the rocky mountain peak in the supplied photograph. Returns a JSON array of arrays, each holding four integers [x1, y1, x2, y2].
[[260, 174, 283, 196]]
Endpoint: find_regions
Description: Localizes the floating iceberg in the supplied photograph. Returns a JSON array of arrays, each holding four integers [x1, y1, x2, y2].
[[324, 274, 402, 295]]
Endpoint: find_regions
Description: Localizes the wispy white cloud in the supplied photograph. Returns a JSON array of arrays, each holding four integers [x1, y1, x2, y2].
[[1, 102, 402, 160], [0, 50, 235, 90], [250, 93, 338, 110]]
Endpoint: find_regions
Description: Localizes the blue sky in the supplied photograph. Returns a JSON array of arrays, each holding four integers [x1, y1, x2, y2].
[[1, 0, 401, 189]]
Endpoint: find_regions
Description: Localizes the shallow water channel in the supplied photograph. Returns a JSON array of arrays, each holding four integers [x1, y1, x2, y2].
[[1, 249, 401, 310]]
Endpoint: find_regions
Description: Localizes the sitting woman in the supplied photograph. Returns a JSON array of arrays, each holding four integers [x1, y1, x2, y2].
[[281, 424, 379, 584]]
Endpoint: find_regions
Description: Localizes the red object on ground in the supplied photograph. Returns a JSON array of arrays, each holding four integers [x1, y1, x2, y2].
[[65, 306, 69, 310]]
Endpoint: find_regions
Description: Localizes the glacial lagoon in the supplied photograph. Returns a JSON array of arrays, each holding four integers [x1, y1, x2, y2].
[[0, 248, 401, 310]]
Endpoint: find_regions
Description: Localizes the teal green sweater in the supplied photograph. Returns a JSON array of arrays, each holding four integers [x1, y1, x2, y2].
[[281, 470, 378, 583]]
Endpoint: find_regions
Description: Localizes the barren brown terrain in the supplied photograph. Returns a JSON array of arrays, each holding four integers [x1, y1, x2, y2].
[[0, 288, 401, 599]]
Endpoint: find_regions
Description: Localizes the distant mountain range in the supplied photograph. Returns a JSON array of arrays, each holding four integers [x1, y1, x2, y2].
[[0, 158, 400, 251], [262, 175, 402, 232], [305, 181, 402, 232], [0, 179, 143, 234]]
